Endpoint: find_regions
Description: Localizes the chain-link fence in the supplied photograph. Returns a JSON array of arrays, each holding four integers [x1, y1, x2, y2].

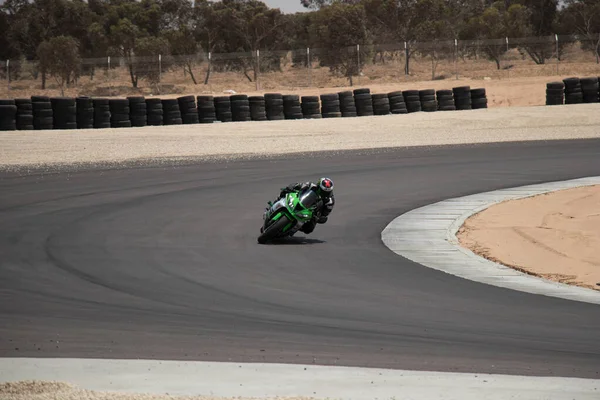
[[2, 35, 599, 97]]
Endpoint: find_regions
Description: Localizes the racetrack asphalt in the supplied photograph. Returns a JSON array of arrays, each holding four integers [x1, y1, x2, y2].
[[1, 139, 600, 379]]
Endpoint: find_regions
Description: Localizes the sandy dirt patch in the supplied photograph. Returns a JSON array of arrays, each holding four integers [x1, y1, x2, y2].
[[458, 185, 600, 291], [1, 104, 599, 169], [0, 381, 315, 400]]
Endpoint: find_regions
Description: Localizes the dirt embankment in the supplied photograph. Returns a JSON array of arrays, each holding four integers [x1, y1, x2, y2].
[[458, 185, 600, 291]]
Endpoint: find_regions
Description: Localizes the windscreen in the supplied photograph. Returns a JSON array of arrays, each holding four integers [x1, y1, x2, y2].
[[298, 189, 319, 209]]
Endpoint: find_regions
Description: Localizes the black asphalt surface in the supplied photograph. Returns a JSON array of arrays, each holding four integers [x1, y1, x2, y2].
[[1, 139, 600, 379]]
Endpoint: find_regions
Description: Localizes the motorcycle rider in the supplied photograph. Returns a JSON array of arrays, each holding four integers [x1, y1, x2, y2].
[[275, 177, 335, 234]]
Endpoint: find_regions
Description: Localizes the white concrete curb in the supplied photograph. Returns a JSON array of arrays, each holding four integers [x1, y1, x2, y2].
[[1, 358, 599, 400], [381, 176, 600, 305]]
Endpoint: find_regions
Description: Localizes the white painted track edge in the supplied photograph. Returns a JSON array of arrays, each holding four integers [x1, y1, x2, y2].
[[381, 176, 600, 305], [1, 358, 599, 400]]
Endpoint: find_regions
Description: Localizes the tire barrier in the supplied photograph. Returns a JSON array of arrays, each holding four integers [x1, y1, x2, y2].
[[32, 96, 53, 130], [564, 77, 583, 104], [1, 85, 490, 131], [388, 91, 408, 114], [283, 95, 303, 120], [320, 93, 341, 118], [214, 96, 232, 123], [372, 93, 391, 115], [338, 91, 357, 117], [230, 95, 251, 122], [15, 98, 34, 130], [301, 96, 321, 119], [436, 90, 456, 111], [354, 88, 373, 116], [197, 96, 217, 123], [545, 77, 600, 106], [177, 95, 200, 125], [76, 97, 94, 129], [470, 88, 488, 109], [0, 99, 17, 131], [146, 98, 163, 126], [453, 86, 472, 110], [249, 96, 267, 121], [581, 77, 599, 103], [128, 96, 147, 127], [403, 90, 421, 113], [419, 89, 437, 112], [264, 93, 285, 121], [109, 99, 132, 128], [93, 98, 111, 129], [546, 82, 565, 105], [51, 97, 77, 130], [162, 99, 182, 125]]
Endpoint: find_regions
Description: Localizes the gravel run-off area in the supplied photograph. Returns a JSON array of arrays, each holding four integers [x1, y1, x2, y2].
[[458, 184, 600, 291], [1, 104, 599, 170]]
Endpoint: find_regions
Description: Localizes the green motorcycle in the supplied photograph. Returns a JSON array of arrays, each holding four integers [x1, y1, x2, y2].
[[257, 188, 321, 244]]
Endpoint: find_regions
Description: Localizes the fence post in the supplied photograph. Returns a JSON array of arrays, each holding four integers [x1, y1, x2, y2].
[[307, 47, 312, 87], [255, 49, 260, 91], [6, 60, 9, 91], [404, 41, 408, 75], [356, 44, 360, 85], [158, 54, 162, 83], [454, 39, 458, 80], [555, 34, 559, 75], [505, 37, 509, 79]]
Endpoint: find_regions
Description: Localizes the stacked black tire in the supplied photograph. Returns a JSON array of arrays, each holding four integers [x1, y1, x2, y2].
[[146, 98, 163, 126], [436, 90, 456, 111], [32, 96, 53, 130], [0, 99, 17, 131], [338, 91, 357, 117], [128, 96, 147, 127], [75, 97, 94, 129], [372, 94, 391, 115], [301, 96, 321, 119], [581, 77, 599, 103], [15, 98, 34, 130], [402, 90, 421, 113], [265, 93, 285, 120], [93, 99, 111, 129], [388, 91, 407, 114], [354, 88, 374, 116], [214, 96, 232, 123], [545, 82, 564, 106], [452, 86, 472, 110], [177, 95, 199, 124], [51, 97, 77, 129], [230, 95, 251, 122], [419, 89, 437, 112], [283, 95, 303, 120], [320, 94, 341, 118], [563, 78, 583, 104], [249, 96, 267, 121], [470, 88, 488, 109], [161, 99, 182, 125], [197, 96, 217, 123], [109, 99, 131, 128]]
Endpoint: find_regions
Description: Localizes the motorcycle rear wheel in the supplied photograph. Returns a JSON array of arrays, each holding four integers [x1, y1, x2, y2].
[[257, 215, 291, 244]]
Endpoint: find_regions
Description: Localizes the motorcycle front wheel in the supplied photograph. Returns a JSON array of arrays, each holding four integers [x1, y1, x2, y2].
[[257, 215, 291, 244]]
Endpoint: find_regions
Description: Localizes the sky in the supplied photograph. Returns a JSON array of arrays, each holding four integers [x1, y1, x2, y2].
[[261, 0, 307, 14]]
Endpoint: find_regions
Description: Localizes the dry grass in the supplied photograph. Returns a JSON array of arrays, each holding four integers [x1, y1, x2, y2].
[[1, 47, 599, 106]]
